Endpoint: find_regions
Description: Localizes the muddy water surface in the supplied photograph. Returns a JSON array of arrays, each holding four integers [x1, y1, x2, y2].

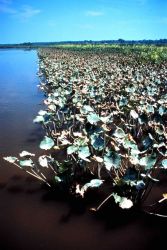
[[0, 49, 166, 250]]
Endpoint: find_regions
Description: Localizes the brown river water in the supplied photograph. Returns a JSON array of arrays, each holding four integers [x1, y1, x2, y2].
[[0, 49, 166, 250]]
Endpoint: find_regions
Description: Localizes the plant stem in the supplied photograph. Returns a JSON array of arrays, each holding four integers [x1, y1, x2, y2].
[[92, 193, 113, 211], [48, 163, 57, 174]]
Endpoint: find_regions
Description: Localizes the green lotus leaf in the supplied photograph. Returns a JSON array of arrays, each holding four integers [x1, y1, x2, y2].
[[159, 106, 167, 116], [161, 159, 167, 168], [114, 127, 125, 138], [33, 115, 45, 123], [78, 146, 90, 161], [146, 104, 154, 113], [142, 136, 153, 150], [139, 154, 157, 169], [73, 97, 80, 104], [119, 96, 128, 107], [100, 114, 112, 123], [48, 104, 56, 111], [38, 155, 49, 168], [125, 86, 136, 93], [155, 126, 164, 135], [75, 114, 85, 123], [85, 124, 103, 135], [53, 92, 59, 97], [90, 134, 104, 151], [123, 168, 138, 181], [54, 176, 62, 183], [138, 113, 148, 124], [112, 193, 122, 204], [57, 161, 69, 174], [140, 100, 145, 105], [75, 138, 88, 146], [79, 179, 103, 197], [40, 136, 55, 150], [90, 91, 95, 98], [130, 148, 148, 155], [87, 113, 100, 124], [19, 151, 35, 157], [88, 179, 103, 188], [67, 145, 78, 154], [129, 153, 140, 165], [43, 113, 52, 123], [153, 142, 166, 148], [123, 136, 138, 150], [135, 180, 145, 190], [38, 110, 47, 116], [3, 156, 18, 163], [60, 106, 69, 113], [104, 150, 121, 170], [112, 193, 133, 209], [19, 159, 34, 167], [81, 105, 94, 114], [130, 110, 139, 119]]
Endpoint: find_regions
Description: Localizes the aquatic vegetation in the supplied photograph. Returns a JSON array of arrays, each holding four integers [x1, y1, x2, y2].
[[4, 45, 167, 216]]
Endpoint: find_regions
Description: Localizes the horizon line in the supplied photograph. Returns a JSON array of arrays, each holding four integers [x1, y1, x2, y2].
[[1, 38, 167, 45]]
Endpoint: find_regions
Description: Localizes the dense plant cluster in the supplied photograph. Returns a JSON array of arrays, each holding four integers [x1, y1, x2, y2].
[[4, 46, 167, 213], [54, 44, 167, 63]]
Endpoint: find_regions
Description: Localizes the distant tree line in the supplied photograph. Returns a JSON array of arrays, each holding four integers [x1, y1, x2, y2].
[[0, 39, 167, 48]]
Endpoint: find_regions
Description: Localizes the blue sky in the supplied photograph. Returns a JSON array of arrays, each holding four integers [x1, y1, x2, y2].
[[0, 0, 166, 43]]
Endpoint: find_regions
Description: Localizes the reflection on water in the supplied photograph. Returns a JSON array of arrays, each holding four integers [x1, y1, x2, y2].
[[0, 49, 44, 156]]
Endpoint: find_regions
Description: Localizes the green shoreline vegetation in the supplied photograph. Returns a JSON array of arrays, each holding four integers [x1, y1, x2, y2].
[[0, 38, 167, 48], [4, 44, 167, 216]]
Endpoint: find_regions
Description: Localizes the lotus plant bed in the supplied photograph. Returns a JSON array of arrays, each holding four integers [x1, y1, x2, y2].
[[4, 45, 167, 217]]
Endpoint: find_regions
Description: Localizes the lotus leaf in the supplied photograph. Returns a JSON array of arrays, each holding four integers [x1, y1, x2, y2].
[[159, 106, 167, 116], [139, 154, 157, 169], [100, 114, 112, 123], [114, 127, 125, 138], [123, 168, 138, 181], [76, 179, 103, 197], [87, 113, 100, 124], [135, 180, 145, 190], [146, 104, 154, 113], [130, 110, 139, 119], [78, 146, 91, 161], [112, 193, 133, 209], [38, 110, 48, 116], [38, 155, 49, 168], [155, 126, 164, 135], [54, 176, 62, 183], [40, 136, 55, 150], [67, 145, 78, 154], [33, 115, 45, 123], [138, 113, 148, 124], [19, 151, 35, 157], [88, 179, 103, 188], [104, 150, 121, 170], [123, 135, 138, 150], [161, 159, 167, 168], [142, 136, 153, 150], [81, 105, 94, 114], [90, 134, 104, 151], [119, 96, 128, 107], [3, 156, 18, 163], [19, 159, 34, 167]]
